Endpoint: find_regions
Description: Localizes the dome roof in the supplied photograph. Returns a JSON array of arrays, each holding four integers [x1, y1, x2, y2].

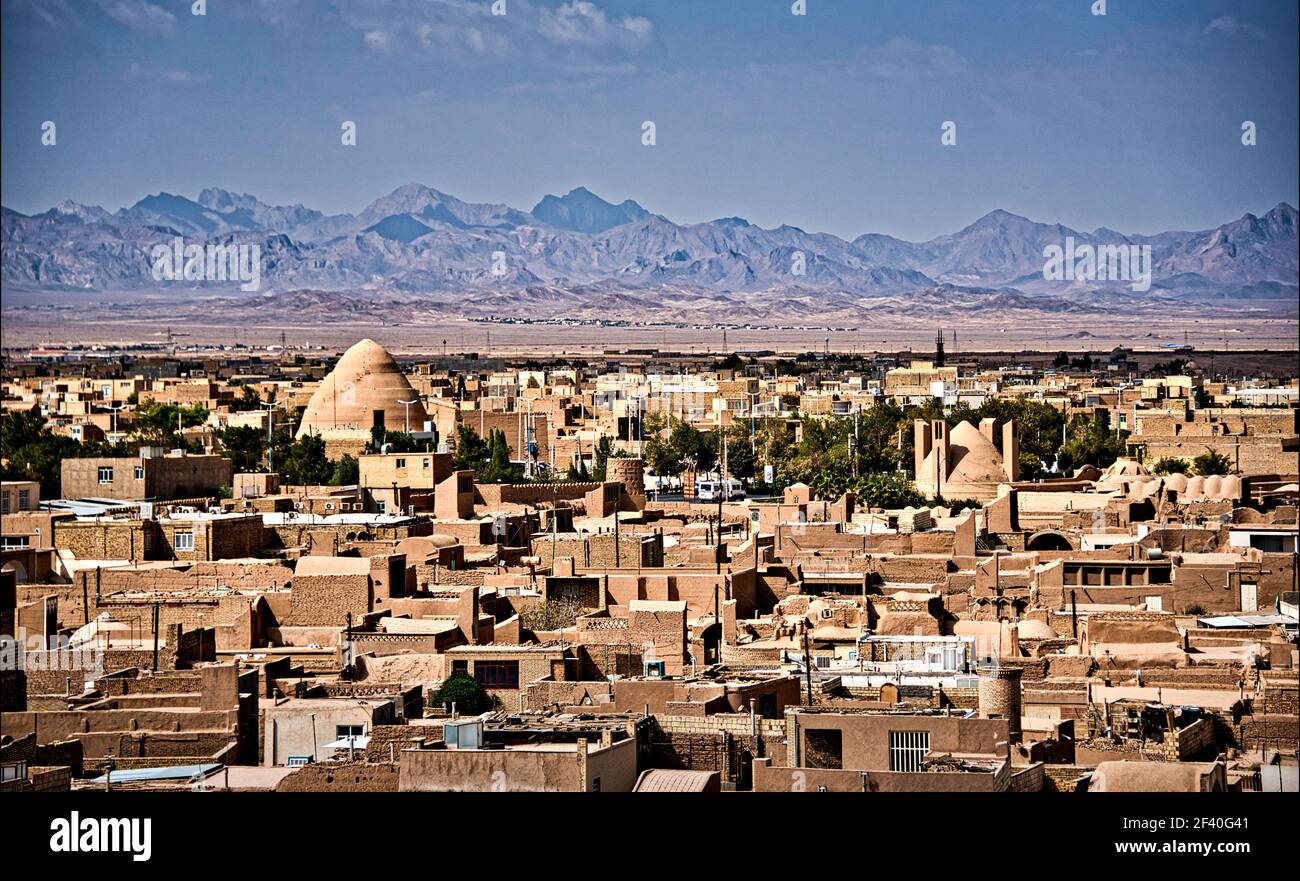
[[298, 339, 427, 439], [943, 421, 1007, 485]]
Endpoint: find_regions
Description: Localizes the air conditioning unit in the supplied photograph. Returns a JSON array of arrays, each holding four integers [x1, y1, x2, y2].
[[813, 655, 832, 670]]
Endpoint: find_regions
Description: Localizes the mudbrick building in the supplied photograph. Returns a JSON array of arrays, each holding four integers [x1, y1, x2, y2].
[[2, 344, 1296, 795]]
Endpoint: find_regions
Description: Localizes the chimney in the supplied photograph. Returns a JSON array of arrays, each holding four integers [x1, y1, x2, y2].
[[1002, 420, 1019, 482], [913, 420, 933, 483]]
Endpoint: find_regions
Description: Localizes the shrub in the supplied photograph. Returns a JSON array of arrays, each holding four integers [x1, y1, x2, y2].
[[429, 673, 494, 715]]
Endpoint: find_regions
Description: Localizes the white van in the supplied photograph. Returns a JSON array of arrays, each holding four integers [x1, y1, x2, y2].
[[696, 478, 745, 501]]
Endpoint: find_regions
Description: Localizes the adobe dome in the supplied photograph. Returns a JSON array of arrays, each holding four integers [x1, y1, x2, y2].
[[297, 339, 428, 446]]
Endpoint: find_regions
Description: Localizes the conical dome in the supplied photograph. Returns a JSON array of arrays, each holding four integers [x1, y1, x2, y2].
[[297, 339, 428, 442]]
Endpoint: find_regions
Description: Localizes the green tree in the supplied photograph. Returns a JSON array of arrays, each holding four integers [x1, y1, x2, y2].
[[279, 434, 333, 485], [1, 408, 84, 496], [1192, 449, 1231, 476], [132, 400, 208, 446], [643, 418, 716, 477], [216, 425, 267, 473], [429, 673, 494, 714], [231, 385, 264, 412], [1057, 413, 1127, 473], [1150, 456, 1191, 475], [479, 428, 523, 483], [367, 427, 422, 454], [591, 435, 615, 482], [330, 454, 360, 486], [451, 425, 490, 471], [566, 457, 591, 481], [1018, 452, 1046, 480]]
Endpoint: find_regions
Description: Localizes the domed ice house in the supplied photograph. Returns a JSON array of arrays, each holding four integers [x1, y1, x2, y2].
[[913, 418, 1019, 503], [297, 339, 429, 458]]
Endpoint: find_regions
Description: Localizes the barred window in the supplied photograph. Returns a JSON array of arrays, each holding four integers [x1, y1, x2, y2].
[[888, 730, 930, 772]]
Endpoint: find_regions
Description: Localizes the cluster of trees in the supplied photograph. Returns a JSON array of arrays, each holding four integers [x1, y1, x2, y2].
[[451, 425, 522, 483], [1151, 450, 1231, 477], [637, 395, 1138, 504], [1, 400, 207, 496]]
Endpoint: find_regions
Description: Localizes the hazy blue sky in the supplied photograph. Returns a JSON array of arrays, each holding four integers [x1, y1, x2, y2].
[[3, 0, 1296, 240]]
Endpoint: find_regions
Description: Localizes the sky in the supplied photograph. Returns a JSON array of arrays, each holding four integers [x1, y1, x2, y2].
[[2, 0, 1297, 241]]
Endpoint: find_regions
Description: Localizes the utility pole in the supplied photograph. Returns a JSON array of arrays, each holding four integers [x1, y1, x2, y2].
[[802, 630, 814, 706], [713, 583, 720, 665], [261, 400, 284, 473], [398, 398, 418, 434], [151, 602, 160, 672]]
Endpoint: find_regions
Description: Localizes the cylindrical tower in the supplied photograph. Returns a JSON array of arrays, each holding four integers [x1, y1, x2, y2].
[[978, 666, 1023, 743]]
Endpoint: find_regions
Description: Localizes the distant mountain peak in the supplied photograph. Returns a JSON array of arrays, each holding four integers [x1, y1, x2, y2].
[[530, 187, 649, 233]]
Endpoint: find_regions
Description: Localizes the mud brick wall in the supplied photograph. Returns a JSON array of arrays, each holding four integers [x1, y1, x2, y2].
[[53, 520, 157, 561], [1141, 668, 1245, 689], [362, 724, 443, 762], [1261, 682, 1298, 716], [21, 657, 111, 695], [416, 563, 485, 586], [629, 604, 686, 674], [1237, 715, 1299, 750], [877, 555, 949, 584], [998, 657, 1048, 682], [1008, 763, 1046, 793], [0, 766, 74, 792], [95, 672, 201, 696], [0, 734, 84, 777], [1042, 765, 1091, 792], [477, 480, 598, 507], [289, 573, 372, 625], [17, 583, 90, 629], [1141, 717, 1216, 761], [275, 762, 401, 792], [651, 714, 786, 784], [1045, 656, 1095, 678], [533, 534, 644, 570], [840, 685, 980, 710]]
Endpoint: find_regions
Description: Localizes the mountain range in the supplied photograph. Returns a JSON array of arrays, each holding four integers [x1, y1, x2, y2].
[[2, 184, 1296, 316]]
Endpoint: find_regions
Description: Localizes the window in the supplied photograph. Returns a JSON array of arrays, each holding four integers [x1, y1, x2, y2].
[[336, 724, 365, 739], [174, 530, 195, 552], [804, 729, 843, 770], [888, 730, 930, 772], [395, 458, 406, 469], [1, 494, 8, 515], [474, 660, 520, 690], [376, 501, 387, 514], [97, 466, 114, 484], [135, 466, 145, 480], [17, 490, 30, 510]]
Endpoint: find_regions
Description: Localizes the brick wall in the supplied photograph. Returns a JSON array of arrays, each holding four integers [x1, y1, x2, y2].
[[274, 761, 400, 792]]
